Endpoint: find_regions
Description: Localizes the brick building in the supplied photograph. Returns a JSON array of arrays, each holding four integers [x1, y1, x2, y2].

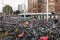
[[55, 0, 60, 13], [28, 0, 60, 13], [41, 0, 55, 13], [41, 0, 46, 12], [41, 0, 60, 13], [28, 0, 41, 13], [48, 0, 60, 13], [48, 0, 55, 12]]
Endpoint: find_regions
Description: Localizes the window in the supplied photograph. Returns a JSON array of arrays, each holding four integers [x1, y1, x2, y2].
[[33, 10, 37, 13], [38, 10, 41, 12], [33, 5, 36, 8], [39, 5, 41, 8], [38, 0, 42, 3], [56, 0, 60, 3]]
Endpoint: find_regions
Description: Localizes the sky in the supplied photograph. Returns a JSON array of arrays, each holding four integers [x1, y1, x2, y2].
[[0, 0, 28, 12]]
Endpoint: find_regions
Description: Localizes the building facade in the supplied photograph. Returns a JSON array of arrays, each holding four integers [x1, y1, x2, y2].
[[28, 0, 60, 13], [18, 4, 27, 13], [41, 0, 55, 13], [48, 0, 55, 12], [41, 0, 46, 12], [55, 0, 60, 13], [49, 0, 60, 13], [41, 0, 60, 13], [28, 0, 41, 13]]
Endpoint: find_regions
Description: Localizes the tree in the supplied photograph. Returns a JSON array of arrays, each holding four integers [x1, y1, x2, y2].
[[14, 10, 21, 15], [3, 5, 13, 15]]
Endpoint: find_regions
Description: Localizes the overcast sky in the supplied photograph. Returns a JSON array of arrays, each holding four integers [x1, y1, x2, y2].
[[0, 0, 28, 12]]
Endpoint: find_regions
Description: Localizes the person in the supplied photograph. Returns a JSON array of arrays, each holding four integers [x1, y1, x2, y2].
[[24, 21, 29, 28], [16, 23, 25, 40], [0, 34, 2, 40], [17, 21, 30, 40]]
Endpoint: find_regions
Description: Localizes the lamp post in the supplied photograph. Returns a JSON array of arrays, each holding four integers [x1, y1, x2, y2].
[[23, 0, 27, 20], [46, 0, 48, 21]]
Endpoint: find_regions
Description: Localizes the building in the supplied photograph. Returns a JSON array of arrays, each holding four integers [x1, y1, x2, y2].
[[55, 0, 60, 13], [28, 0, 60, 13], [41, 0, 46, 12], [28, 0, 41, 13], [41, 0, 60, 14], [41, 0, 55, 13], [49, 0, 60, 13], [18, 4, 27, 13], [48, 0, 55, 12], [47, 0, 55, 13]]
